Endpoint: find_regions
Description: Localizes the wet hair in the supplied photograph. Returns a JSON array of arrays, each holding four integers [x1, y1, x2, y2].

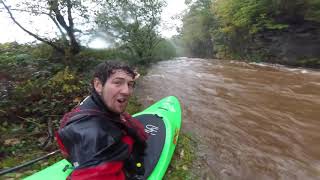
[[91, 60, 136, 90]]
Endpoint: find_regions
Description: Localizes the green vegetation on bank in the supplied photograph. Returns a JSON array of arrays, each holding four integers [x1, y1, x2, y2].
[[164, 133, 196, 180], [177, 0, 320, 67]]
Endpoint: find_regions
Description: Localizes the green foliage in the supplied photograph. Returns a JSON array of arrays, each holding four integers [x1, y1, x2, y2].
[[211, 0, 287, 49], [0, 43, 32, 67], [211, 0, 320, 60], [96, 0, 165, 64], [212, 0, 314, 34], [178, 0, 320, 62], [296, 58, 320, 67], [47, 67, 87, 96], [126, 96, 143, 115], [1, 141, 63, 179], [0, 129, 44, 164], [152, 39, 177, 61], [164, 133, 196, 180], [2, 66, 88, 127], [0, 47, 89, 175], [305, 0, 320, 22], [79, 48, 128, 61], [180, 0, 215, 57], [77, 48, 134, 68], [30, 43, 54, 59]]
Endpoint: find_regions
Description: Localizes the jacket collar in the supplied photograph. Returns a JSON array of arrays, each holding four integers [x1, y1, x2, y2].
[[91, 90, 120, 120]]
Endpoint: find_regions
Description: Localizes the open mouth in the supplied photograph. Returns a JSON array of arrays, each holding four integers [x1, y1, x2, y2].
[[117, 98, 127, 104]]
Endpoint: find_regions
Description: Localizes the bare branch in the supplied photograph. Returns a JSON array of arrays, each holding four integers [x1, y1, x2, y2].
[[49, 0, 80, 54], [50, 0, 68, 30], [0, 1, 65, 54], [48, 9, 67, 43], [0, 7, 47, 15], [67, 0, 73, 28]]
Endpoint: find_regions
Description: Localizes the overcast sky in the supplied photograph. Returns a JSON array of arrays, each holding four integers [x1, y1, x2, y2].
[[0, 0, 187, 48]]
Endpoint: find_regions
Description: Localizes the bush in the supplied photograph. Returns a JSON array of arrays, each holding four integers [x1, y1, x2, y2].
[[153, 39, 177, 61], [30, 43, 54, 59], [78, 48, 130, 61], [2, 67, 89, 126]]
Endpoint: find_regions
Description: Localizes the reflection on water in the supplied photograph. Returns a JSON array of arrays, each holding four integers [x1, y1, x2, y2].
[[135, 58, 320, 180]]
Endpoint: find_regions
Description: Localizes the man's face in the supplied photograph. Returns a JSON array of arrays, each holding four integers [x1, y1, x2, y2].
[[94, 70, 135, 114]]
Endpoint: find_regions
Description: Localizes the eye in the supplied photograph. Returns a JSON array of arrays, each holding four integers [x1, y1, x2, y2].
[[128, 81, 135, 89], [113, 80, 122, 86]]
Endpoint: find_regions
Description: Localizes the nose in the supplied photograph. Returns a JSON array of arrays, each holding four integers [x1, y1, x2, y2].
[[120, 83, 131, 95]]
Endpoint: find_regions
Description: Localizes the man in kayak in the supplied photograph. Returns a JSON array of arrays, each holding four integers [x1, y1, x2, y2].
[[56, 61, 148, 180]]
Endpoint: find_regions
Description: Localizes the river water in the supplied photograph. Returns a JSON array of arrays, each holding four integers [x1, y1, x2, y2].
[[135, 57, 320, 180]]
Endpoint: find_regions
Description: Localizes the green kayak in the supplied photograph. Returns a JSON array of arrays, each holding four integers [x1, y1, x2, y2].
[[24, 96, 182, 180]]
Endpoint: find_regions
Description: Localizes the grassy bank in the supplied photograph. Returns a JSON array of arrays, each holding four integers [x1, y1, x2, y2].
[[165, 133, 197, 180]]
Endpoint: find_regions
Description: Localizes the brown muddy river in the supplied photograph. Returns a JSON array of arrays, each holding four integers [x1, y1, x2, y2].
[[135, 58, 320, 180]]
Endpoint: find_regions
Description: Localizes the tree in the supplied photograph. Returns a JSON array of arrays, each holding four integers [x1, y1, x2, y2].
[[179, 0, 215, 58], [0, 0, 91, 61], [96, 0, 165, 64]]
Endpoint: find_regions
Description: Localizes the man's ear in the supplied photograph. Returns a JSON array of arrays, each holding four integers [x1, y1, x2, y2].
[[93, 78, 103, 95]]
